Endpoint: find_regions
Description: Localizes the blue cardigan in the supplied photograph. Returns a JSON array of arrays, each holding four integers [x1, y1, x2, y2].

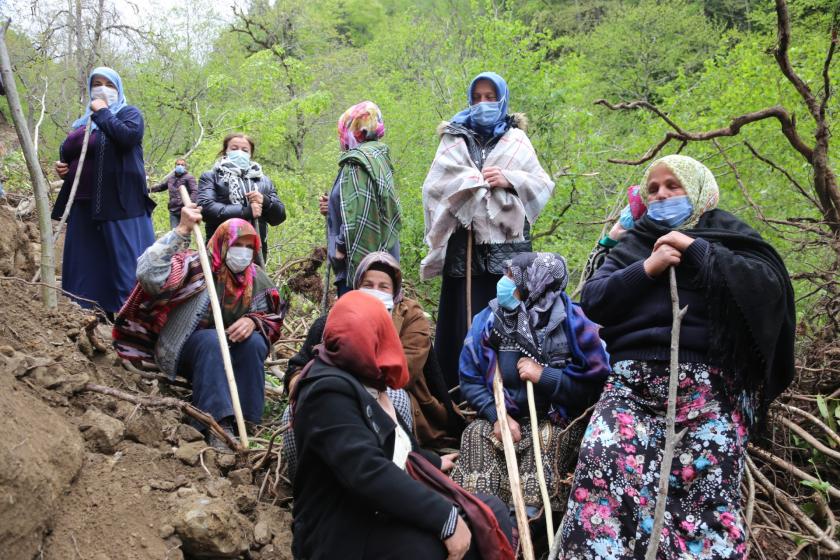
[[53, 105, 155, 222]]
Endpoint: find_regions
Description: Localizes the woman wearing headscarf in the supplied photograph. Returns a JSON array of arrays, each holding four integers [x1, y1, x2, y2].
[[421, 72, 555, 390], [558, 155, 795, 559], [52, 67, 155, 315], [197, 133, 286, 263], [452, 253, 610, 515], [291, 291, 514, 560], [318, 101, 401, 296], [113, 205, 287, 449], [281, 252, 463, 481]]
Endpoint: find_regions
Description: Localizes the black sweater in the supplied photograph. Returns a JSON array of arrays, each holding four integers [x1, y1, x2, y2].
[[582, 237, 712, 364]]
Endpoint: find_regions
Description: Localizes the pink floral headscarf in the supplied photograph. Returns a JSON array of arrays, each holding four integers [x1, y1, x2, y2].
[[337, 101, 385, 151]]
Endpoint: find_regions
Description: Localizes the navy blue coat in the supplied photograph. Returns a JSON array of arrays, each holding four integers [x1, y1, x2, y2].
[[53, 105, 155, 222]]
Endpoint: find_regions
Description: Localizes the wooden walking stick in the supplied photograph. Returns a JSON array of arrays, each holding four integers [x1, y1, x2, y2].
[[644, 267, 687, 560], [466, 227, 473, 329], [179, 185, 250, 449], [525, 380, 555, 547], [321, 220, 332, 315], [492, 362, 535, 560]]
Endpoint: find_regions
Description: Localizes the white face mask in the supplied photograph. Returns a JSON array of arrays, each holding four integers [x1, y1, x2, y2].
[[91, 85, 118, 106], [225, 246, 253, 273], [359, 288, 394, 313]]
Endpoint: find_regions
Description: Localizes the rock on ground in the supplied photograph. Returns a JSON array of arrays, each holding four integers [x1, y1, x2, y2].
[[172, 493, 253, 558]]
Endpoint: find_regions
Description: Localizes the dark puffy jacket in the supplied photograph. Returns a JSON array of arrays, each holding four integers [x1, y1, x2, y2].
[[53, 105, 155, 222], [197, 168, 286, 258], [439, 120, 532, 278]]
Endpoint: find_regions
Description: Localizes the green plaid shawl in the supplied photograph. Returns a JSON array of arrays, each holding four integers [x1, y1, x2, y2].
[[338, 141, 402, 282]]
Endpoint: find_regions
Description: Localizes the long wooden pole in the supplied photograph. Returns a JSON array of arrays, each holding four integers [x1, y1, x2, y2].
[[644, 267, 687, 560], [466, 227, 473, 329], [180, 185, 249, 449], [526, 380, 555, 547], [0, 21, 57, 307], [492, 362, 535, 560]]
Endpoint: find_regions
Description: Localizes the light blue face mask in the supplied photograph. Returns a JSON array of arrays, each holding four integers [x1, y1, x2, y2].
[[174, 165, 186, 175], [647, 195, 693, 228], [226, 150, 251, 170], [469, 99, 504, 128], [496, 275, 520, 311]]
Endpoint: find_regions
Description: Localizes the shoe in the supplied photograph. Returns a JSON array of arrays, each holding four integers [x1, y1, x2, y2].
[[207, 420, 237, 453]]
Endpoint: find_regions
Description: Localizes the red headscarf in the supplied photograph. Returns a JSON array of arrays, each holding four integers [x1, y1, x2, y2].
[[322, 291, 408, 391], [206, 218, 261, 326]]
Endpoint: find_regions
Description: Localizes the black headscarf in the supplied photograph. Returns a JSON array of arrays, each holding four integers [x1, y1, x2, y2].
[[607, 209, 795, 421]]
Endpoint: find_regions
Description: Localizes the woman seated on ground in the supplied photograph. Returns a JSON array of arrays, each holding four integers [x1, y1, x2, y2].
[[113, 204, 287, 449], [291, 291, 513, 560], [452, 253, 610, 518], [197, 133, 286, 264], [558, 155, 795, 559], [282, 252, 462, 479]]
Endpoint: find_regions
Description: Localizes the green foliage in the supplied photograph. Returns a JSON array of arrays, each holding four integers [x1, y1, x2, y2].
[[2, 0, 838, 319]]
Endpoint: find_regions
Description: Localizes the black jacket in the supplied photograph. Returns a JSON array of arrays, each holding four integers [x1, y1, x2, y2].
[[197, 168, 286, 258], [439, 120, 532, 278], [292, 359, 450, 560], [53, 105, 155, 222]]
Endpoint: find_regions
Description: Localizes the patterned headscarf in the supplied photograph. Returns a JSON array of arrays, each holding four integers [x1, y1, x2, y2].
[[641, 155, 720, 229], [490, 252, 569, 360], [353, 251, 403, 302], [72, 66, 128, 131], [207, 218, 261, 326], [337, 101, 385, 151]]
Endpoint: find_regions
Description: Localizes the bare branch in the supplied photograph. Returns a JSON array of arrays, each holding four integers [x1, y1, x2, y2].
[[743, 140, 821, 210], [595, 101, 814, 165], [182, 101, 205, 160], [821, 20, 838, 119], [774, 0, 821, 121], [33, 76, 47, 156]]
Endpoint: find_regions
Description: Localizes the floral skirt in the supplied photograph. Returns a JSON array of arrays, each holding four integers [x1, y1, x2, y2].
[[451, 416, 585, 513], [558, 361, 750, 560]]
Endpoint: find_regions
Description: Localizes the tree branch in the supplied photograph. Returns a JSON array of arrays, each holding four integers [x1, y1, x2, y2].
[[595, 100, 814, 165], [743, 140, 821, 210], [774, 0, 821, 121]]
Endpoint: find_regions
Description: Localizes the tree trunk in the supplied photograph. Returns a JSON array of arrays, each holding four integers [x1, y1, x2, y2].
[[0, 24, 57, 308]]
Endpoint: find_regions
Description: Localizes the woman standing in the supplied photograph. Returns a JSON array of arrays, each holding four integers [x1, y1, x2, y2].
[[452, 253, 610, 514], [53, 66, 155, 315], [421, 72, 555, 389], [197, 133, 286, 263], [319, 101, 401, 296], [558, 155, 795, 559]]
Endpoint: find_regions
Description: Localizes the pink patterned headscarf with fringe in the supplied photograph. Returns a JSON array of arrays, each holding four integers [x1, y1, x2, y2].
[[207, 218, 260, 325], [337, 101, 385, 151]]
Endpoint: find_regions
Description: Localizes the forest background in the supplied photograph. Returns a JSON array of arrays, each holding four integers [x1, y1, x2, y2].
[[0, 0, 836, 320]]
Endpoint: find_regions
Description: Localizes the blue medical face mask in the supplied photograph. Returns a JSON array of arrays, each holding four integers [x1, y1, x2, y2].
[[496, 275, 520, 311], [647, 195, 693, 228], [469, 99, 504, 128], [174, 165, 186, 175], [226, 149, 251, 170]]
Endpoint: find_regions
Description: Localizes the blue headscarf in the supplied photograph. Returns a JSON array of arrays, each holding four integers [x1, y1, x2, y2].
[[451, 71, 510, 138], [71, 66, 128, 130]]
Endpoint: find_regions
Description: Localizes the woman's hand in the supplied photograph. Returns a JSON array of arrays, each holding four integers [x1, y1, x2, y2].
[[517, 357, 544, 384], [482, 166, 512, 189], [55, 161, 69, 179], [653, 231, 695, 252], [493, 416, 521, 443], [90, 98, 108, 112], [226, 317, 256, 343], [334, 248, 345, 260], [440, 453, 459, 473], [644, 243, 682, 278], [443, 516, 472, 560], [246, 191, 263, 219], [175, 202, 202, 236], [250, 201, 263, 219], [608, 221, 627, 241], [318, 193, 329, 216]]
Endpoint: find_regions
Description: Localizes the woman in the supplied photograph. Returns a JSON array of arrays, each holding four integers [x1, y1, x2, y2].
[[452, 253, 610, 515], [319, 101, 401, 296], [291, 291, 513, 560], [559, 155, 795, 559], [421, 71, 555, 389], [197, 133, 286, 263], [282, 252, 462, 480], [53, 66, 155, 315], [113, 206, 287, 448]]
